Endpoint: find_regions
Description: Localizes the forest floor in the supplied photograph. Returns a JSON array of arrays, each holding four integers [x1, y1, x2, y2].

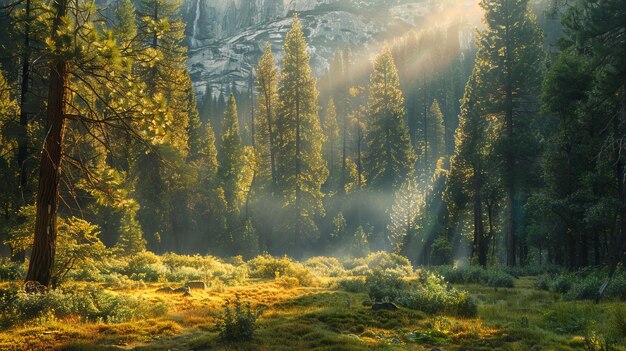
[[0, 276, 624, 351]]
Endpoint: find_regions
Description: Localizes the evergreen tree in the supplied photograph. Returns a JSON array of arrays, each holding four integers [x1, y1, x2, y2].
[[475, 0, 544, 266], [255, 43, 280, 187], [389, 177, 423, 253], [276, 16, 328, 255], [418, 99, 446, 174], [446, 69, 491, 267], [218, 94, 246, 213], [364, 46, 415, 192]]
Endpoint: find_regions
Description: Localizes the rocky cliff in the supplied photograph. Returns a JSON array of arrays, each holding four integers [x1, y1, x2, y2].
[[182, 0, 479, 98]]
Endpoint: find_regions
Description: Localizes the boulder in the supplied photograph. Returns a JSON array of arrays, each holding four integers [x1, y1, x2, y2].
[[372, 302, 399, 311], [156, 286, 174, 293], [185, 281, 206, 290], [361, 300, 373, 307]]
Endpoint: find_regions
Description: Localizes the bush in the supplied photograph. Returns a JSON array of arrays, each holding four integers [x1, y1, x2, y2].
[[396, 272, 477, 317], [276, 276, 300, 289], [336, 277, 366, 293], [247, 255, 317, 287], [365, 269, 407, 302], [123, 251, 167, 282], [343, 251, 413, 277], [431, 265, 514, 288], [219, 295, 262, 342], [539, 268, 626, 301], [0, 285, 168, 328], [304, 257, 345, 277]]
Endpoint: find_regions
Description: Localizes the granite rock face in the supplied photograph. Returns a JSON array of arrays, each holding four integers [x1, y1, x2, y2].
[[181, 0, 478, 98]]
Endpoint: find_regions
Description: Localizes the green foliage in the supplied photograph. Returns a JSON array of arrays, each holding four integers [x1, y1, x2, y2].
[[0, 259, 26, 281], [431, 266, 515, 288], [276, 16, 328, 248], [336, 277, 366, 293], [218, 94, 246, 213], [122, 251, 167, 282], [122, 252, 247, 285], [364, 269, 407, 302], [304, 257, 345, 277], [364, 46, 415, 191], [396, 272, 477, 317], [0, 285, 168, 328], [536, 268, 626, 301], [218, 295, 262, 342], [344, 251, 413, 277], [389, 177, 423, 253], [247, 255, 317, 286]]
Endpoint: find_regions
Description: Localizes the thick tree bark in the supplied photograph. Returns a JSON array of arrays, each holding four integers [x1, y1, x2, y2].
[[26, 0, 69, 286]]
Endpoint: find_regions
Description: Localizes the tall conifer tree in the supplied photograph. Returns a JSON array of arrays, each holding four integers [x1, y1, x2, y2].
[[277, 16, 328, 255]]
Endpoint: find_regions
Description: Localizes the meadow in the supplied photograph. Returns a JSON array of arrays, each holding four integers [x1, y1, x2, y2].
[[0, 252, 624, 351]]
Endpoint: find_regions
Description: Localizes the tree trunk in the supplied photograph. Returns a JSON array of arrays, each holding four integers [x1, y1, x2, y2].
[[472, 171, 487, 267], [26, 0, 69, 287]]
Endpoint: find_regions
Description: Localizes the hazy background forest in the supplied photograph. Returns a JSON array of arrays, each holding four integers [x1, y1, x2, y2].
[[0, 0, 625, 350]]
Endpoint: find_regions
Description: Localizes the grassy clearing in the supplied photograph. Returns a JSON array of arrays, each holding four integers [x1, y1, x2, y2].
[[0, 275, 624, 351]]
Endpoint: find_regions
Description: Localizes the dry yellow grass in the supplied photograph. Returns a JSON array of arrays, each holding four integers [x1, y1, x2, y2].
[[1, 278, 625, 350]]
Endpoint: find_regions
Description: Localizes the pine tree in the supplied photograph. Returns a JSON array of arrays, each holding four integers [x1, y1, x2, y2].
[[389, 177, 423, 254], [446, 69, 490, 267], [255, 43, 280, 187], [475, 0, 544, 266], [113, 0, 137, 46], [276, 16, 328, 255], [364, 46, 415, 192], [419, 99, 446, 174], [218, 94, 246, 213]]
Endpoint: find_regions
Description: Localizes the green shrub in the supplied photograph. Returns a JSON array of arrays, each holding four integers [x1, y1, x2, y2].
[[276, 276, 300, 289], [535, 274, 551, 291], [165, 266, 205, 282], [396, 272, 477, 317], [553, 274, 573, 294], [247, 255, 316, 286], [343, 251, 413, 277], [336, 277, 366, 293], [304, 257, 345, 277], [219, 295, 262, 342], [565, 275, 603, 301], [365, 269, 407, 302], [124, 251, 166, 282], [0, 285, 168, 328], [536, 268, 626, 301], [431, 265, 514, 288]]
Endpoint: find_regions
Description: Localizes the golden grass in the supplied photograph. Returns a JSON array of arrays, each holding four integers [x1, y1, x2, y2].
[[0, 277, 625, 350]]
